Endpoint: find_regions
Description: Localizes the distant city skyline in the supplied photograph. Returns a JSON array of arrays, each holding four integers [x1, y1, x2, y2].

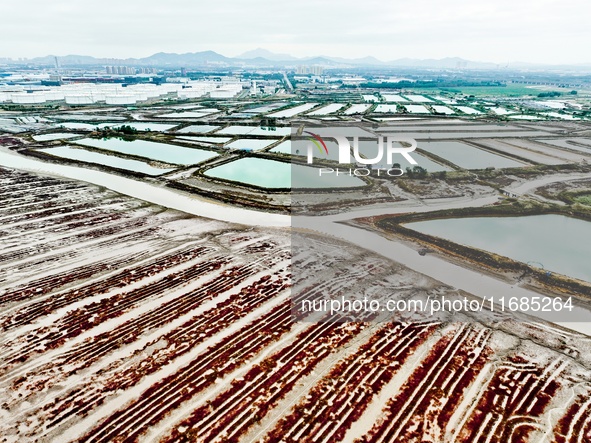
[[1, 0, 589, 64]]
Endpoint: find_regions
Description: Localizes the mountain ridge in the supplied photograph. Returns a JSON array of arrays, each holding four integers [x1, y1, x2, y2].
[[2, 49, 590, 71]]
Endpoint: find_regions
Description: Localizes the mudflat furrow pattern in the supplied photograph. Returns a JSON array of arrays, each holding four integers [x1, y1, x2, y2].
[[261, 322, 439, 443], [2, 168, 591, 443]]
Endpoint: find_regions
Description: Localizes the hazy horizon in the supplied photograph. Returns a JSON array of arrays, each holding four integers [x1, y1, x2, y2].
[[1, 0, 590, 64]]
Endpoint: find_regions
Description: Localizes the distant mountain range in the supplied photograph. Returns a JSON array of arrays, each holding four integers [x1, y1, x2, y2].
[[1, 48, 590, 71]]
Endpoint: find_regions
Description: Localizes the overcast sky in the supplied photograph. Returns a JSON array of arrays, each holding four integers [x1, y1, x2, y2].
[[1, 0, 589, 64]]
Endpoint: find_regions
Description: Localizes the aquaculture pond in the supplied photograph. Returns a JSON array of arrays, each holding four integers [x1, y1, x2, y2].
[[407, 214, 591, 282]]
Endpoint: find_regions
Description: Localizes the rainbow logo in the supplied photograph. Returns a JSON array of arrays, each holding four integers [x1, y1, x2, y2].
[[304, 131, 328, 155]]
